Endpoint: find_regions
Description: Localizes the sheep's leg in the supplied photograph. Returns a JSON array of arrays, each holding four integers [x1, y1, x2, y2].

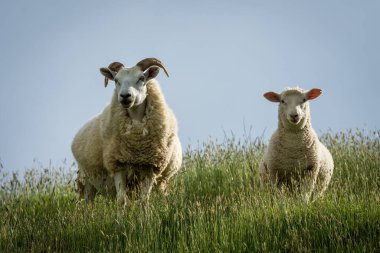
[[156, 162, 175, 195], [156, 140, 182, 195], [139, 168, 156, 205], [84, 182, 97, 203], [114, 170, 127, 207], [311, 169, 330, 201], [301, 166, 320, 204], [77, 179, 85, 200], [156, 178, 168, 195], [310, 183, 327, 202]]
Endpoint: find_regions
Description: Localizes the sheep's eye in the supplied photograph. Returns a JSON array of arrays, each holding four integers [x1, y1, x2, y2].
[[137, 76, 145, 84], [281, 100, 285, 104], [303, 98, 307, 103], [115, 80, 120, 85]]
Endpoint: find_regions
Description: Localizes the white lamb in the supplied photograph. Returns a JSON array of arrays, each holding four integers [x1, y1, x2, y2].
[[259, 87, 334, 203], [71, 58, 182, 206]]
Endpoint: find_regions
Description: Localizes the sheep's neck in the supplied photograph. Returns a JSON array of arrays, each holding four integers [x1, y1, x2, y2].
[[127, 99, 147, 122], [278, 117, 316, 148]]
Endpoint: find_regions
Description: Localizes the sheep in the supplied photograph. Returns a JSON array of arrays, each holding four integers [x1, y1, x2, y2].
[[259, 87, 334, 203], [72, 58, 182, 206]]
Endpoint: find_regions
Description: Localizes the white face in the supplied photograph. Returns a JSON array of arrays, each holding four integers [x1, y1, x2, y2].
[[114, 67, 147, 109], [280, 93, 308, 125], [264, 88, 322, 128]]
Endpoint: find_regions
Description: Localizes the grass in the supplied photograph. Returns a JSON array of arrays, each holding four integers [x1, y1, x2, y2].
[[0, 129, 379, 252]]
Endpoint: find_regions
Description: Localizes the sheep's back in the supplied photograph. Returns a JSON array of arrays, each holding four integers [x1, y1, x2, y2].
[[72, 114, 104, 170]]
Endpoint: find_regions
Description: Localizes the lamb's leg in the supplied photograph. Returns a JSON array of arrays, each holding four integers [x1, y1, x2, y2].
[[301, 165, 320, 204], [156, 178, 168, 195], [114, 170, 127, 207], [139, 168, 156, 205], [311, 168, 331, 201]]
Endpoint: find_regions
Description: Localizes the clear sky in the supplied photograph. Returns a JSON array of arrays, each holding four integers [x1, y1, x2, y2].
[[0, 0, 379, 173]]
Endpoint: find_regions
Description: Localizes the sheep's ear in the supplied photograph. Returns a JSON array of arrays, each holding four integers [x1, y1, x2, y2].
[[264, 92, 280, 102], [143, 66, 160, 81], [100, 68, 114, 80], [100, 68, 115, 87], [306, 88, 322, 100]]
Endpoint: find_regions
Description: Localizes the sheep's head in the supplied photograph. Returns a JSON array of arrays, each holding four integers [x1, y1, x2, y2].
[[264, 87, 322, 129], [99, 58, 169, 109]]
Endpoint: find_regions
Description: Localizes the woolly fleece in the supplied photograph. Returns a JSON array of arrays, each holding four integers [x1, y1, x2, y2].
[[259, 87, 334, 201], [72, 79, 182, 196]]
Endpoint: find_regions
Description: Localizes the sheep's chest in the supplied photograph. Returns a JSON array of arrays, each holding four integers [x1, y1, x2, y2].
[[271, 148, 310, 172], [269, 134, 318, 182], [118, 120, 171, 169]]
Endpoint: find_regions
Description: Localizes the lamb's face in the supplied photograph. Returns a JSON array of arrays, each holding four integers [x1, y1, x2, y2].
[[264, 87, 322, 129], [280, 92, 308, 125], [114, 67, 147, 109]]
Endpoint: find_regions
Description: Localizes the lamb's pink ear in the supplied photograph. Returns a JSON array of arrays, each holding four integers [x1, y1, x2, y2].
[[306, 88, 322, 100], [264, 92, 280, 102]]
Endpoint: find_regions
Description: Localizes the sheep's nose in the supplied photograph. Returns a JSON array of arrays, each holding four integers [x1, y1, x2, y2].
[[290, 114, 299, 120], [120, 93, 132, 99]]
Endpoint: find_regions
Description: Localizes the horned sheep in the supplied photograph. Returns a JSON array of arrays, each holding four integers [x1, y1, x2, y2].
[[259, 87, 334, 203], [71, 58, 182, 206]]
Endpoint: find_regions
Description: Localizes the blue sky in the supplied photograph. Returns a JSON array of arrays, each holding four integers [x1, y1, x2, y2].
[[0, 0, 379, 172]]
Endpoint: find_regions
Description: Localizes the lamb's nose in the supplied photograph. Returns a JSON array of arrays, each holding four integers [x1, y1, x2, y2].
[[291, 114, 299, 119]]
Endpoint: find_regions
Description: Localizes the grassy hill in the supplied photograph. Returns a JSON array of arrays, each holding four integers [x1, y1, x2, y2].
[[1, 130, 379, 252]]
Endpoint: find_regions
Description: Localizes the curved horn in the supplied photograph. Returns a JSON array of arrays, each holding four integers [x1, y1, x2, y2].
[[104, 61, 124, 87], [108, 61, 124, 72], [136, 58, 170, 77]]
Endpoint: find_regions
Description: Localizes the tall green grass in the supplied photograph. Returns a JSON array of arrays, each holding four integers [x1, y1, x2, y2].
[[1, 129, 379, 252]]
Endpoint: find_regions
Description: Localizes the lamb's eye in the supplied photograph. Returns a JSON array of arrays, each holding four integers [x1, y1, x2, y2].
[[115, 80, 120, 86], [281, 100, 285, 104], [303, 98, 306, 103]]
